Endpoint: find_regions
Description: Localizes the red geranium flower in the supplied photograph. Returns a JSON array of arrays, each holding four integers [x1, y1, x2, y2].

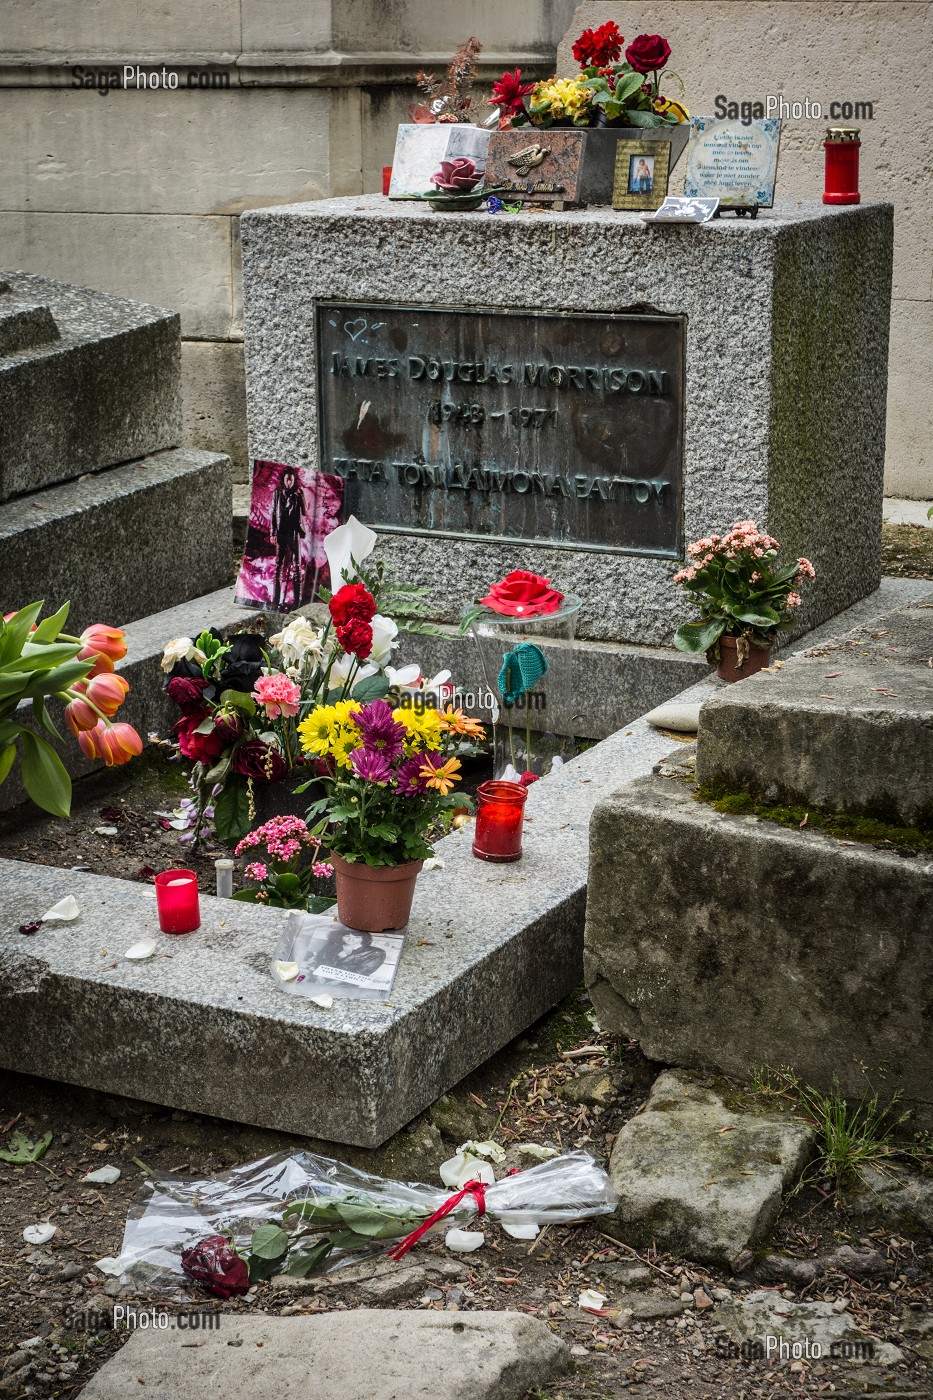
[[489, 67, 535, 114], [572, 20, 623, 68], [329, 583, 376, 630]]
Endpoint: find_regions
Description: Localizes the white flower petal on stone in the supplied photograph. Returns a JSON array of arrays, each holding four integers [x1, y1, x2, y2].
[[323, 515, 377, 587], [369, 614, 399, 668], [95, 1256, 124, 1276], [81, 1166, 121, 1185], [41, 896, 81, 922], [94, 826, 119, 837], [578, 1289, 608, 1312], [500, 1217, 540, 1240], [23, 1223, 57, 1245], [515, 1143, 559, 1161], [309, 994, 334, 1009], [439, 1150, 497, 1191], [445, 1228, 485, 1253], [124, 941, 158, 960], [273, 960, 300, 982], [422, 856, 445, 871], [461, 1139, 506, 1164]]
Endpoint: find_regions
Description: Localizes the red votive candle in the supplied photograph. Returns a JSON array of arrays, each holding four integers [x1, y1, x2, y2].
[[382, 165, 393, 196], [472, 780, 528, 863], [823, 127, 861, 204], [154, 869, 201, 934]]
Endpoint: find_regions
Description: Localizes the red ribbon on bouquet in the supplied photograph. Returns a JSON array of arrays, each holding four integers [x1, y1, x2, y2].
[[387, 1179, 488, 1262]]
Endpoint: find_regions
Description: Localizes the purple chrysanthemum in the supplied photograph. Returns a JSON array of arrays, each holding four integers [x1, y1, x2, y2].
[[354, 699, 406, 759], [395, 754, 429, 797], [350, 744, 394, 784]]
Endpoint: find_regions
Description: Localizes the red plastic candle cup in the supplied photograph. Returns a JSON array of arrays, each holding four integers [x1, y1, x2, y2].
[[382, 165, 393, 196], [154, 869, 201, 934], [823, 127, 861, 205], [472, 780, 528, 863]]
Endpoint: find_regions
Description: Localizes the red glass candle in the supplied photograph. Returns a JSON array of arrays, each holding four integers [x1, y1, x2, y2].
[[382, 165, 393, 196], [154, 868, 201, 934], [472, 780, 528, 863], [823, 127, 860, 205]]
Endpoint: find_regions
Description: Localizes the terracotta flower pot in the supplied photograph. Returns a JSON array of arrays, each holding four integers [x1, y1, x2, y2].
[[330, 851, 424, 932], [714, 635, 773, 683]]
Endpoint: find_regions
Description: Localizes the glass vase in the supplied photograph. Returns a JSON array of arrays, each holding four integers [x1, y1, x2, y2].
[[466, 596, 582, 779]]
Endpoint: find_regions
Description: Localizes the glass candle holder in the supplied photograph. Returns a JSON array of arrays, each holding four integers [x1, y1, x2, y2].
[[382, 165, 393, 195], [154, 869, 201, 934], [214, 858, 235, 899], [823, 126, 861, 205], [472, 780, 528, 863]]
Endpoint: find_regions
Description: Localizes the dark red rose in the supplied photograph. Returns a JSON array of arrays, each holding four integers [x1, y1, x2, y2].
[[231, 740, 288, 783], [329, 583, 376, 630], [176, 716, 227, 765], [181, 1235, 250, 1299], [624, 33, 671, 73], [166, 676, 211, 716], [336, 618, 373, 660], [214, 712, 244, 745], [572, 20, 623, 67], [480, 570, 564, 618]]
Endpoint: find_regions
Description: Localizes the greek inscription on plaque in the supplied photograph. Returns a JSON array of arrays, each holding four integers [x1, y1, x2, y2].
[[315, 303, 684, 556]]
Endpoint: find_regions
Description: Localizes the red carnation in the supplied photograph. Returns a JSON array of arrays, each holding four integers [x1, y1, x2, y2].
[[181, 1235, 250, 1299], [329, 583, 376, 630], [624, 33, 672, 74], [572, 20, 623, 68], [489, 67, 535, 115], [336, 618, 374, 660]]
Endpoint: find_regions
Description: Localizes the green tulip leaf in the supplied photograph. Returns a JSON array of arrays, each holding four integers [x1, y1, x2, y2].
[[19, 731, 72, 818]]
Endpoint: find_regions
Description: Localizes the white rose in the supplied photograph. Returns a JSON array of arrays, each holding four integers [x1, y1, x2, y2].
[[270, 618, 323, 668], [160, 637, 205, 673]]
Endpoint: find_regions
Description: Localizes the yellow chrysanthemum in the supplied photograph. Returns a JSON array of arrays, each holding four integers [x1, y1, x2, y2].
[[330, 732, 358, 769], [297, 700, 362, 758], [392, 705, 444, 752]]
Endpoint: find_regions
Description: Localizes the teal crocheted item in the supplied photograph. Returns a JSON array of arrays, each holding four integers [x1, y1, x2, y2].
[[497, 643, 548, 704]]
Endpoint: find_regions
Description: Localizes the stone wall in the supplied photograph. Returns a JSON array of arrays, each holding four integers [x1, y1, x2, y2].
[[0, 0, 575, 480], [559, 1, 933, 500]]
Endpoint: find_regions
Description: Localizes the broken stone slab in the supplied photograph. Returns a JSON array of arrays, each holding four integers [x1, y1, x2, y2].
[[713, 1289, 905, 1366], [79, 1310, 569, 1400], [608, 1070, 815, 1270], [0, 269, 181, 501], [0, 447, 232, 633], [585, 770, 933, 1127], [618, 1290, 686, 1320], [586, 1260, 653, 1288], [273, 1255, 467, 1302], [847, 1164, 933, 1233]]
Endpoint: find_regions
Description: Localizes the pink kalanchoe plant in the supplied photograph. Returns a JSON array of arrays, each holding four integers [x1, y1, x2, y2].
[[430, 157, 483, 194], [234, 814, 334, 910]]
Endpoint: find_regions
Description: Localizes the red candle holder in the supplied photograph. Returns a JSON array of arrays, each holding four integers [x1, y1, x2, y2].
[[154, 868, 201, 934], [472, 780, 528, 863], [823, 127, 861, 205], [382, 165, 393, 196]]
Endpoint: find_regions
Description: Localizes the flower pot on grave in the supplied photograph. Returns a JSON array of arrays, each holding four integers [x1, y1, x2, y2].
[[467, 595, 582, 779], [330, 852, 424, 933], [484, 125, 689, 206], [713, 635, 773, 684]]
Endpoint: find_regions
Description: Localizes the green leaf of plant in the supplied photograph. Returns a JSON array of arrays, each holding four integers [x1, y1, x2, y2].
[[31, 602, 71, 645], [20, 660, 92, 700], [0, 1129, 53, 1164], [625, 108, 662, 127], [19, 731, 72, 818], [0, 743, 16, 786], [351, 675, 391, 702], [231, 888, 259, 902], [249, 1223, 290, 1260], [220, 689, 258, 716], [213, 779, 251, 846], [2, 642, 82, 675], [731, 608, 780, 626], [673, 619, 725, 654], [283, 1238, 333, 1277], [283, 1198, 347, 1225], [32, 697, 62, 741], [0, 603, 45, 665]]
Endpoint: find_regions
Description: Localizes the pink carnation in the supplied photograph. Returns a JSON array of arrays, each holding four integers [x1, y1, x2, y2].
[[253, 673, 301, 719]]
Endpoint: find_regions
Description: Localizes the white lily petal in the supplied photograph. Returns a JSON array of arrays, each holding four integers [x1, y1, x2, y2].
[[273, 960, 300, 982], [23, 1224, 57, 1246], [578, 1289, 608, 1311], [369, 614, 399, 668], [42, 896, 81, 922], [309, 994, 334, 1009], [445, 1228, 485, 1253], [422, 856, 445, 871], [81, 1166, 121, 1185], [461, 1139, 506, 1164], [385, 664, 421, 689], [515, 1143, 559, 1161], [501, 1218, 540, 1240], [323, 515, 377, 587], [439, 1150, 497, 1190], [125, 941, 158, 961]]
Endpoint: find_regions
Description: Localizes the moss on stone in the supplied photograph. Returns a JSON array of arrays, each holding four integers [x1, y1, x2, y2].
[[696, 784, 933, 855]]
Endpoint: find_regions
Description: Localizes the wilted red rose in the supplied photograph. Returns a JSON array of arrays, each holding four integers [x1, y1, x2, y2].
[[176, 716, 227, 765], [624, 33, 671, 73], [329, 583, 376, 630], [480, 570, 564, 618], [181, 1235, 250, 1299], [336, 617, 374, 660], [572, 20, 623, 67], [166, 676, 210, 716], [231, 740, 288, 783]]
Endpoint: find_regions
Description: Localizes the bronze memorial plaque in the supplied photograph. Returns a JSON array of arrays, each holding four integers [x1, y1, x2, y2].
[[315, 303, 684, 557]]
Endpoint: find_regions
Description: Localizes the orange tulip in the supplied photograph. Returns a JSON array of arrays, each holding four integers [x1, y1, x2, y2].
[[99, 722, 143, 766], [76, 721, 107, 761], [79, 623, 127, 663], [84, 672, 130, 717], [64, 695, 99, 735], [85, 652, 114, 678]]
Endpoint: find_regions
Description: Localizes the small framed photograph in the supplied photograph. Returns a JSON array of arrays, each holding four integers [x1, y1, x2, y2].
[[612, 140, 671, 211]]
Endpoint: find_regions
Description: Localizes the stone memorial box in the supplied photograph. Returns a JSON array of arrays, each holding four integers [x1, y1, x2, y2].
[[241, 197, 892, 650]]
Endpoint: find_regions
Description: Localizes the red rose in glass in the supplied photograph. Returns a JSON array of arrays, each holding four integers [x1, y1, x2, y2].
[[624, 33, 672, 73], [572, 20, 624, 68], [181, 1235, 250, 1299], [329, 583, 376, 629], [480, 570, 564, 617]]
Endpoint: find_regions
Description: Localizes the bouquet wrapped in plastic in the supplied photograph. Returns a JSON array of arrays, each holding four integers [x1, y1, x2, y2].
[[100, 1147, 617, 1295]]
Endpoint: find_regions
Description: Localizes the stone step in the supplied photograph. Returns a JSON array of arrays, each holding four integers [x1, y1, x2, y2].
[[0, 446, 233, 634], [0, 269, 180, 501], [696, 589, 933, 825]]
